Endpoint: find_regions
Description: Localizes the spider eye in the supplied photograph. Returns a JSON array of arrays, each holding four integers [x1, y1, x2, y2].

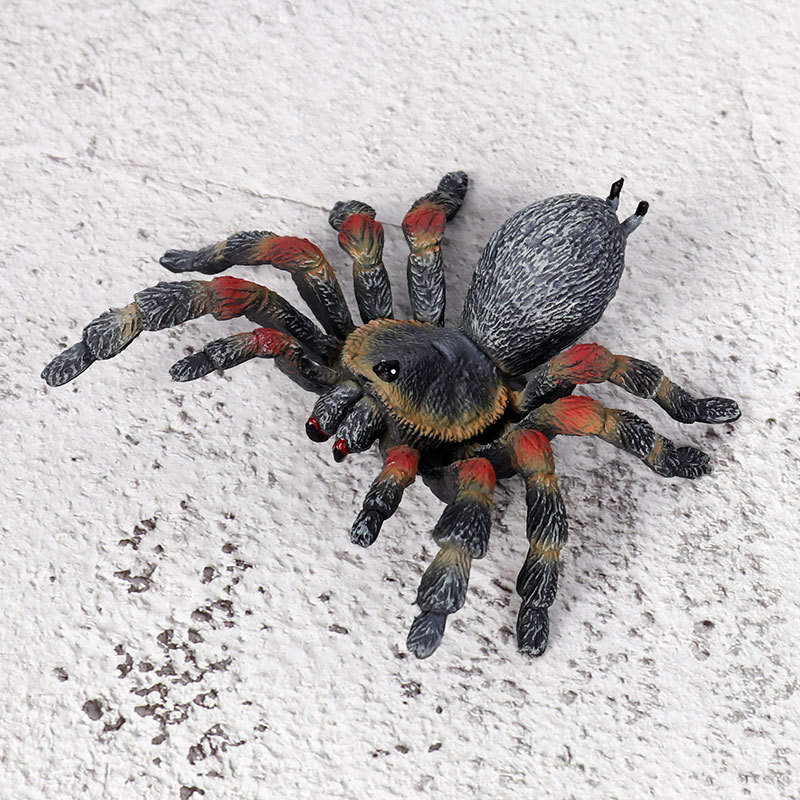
[[372, 360, 400, 382]]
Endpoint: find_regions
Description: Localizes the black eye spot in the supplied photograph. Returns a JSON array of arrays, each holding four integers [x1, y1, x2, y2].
[[373, 360, 400, 382]]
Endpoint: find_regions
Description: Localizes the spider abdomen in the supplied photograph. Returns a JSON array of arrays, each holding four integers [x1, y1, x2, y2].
[[462, 193, 627, 376]]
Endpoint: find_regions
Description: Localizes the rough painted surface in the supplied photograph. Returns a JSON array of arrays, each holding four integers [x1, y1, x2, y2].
[[462, 194, 626, 374], [1, 0, 798, 798]]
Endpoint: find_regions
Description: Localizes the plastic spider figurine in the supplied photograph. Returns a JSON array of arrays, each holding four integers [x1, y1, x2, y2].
[[43, 172, 740, 658]]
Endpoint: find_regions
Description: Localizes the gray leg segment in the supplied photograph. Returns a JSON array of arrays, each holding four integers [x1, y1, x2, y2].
[[305, 381, 363, 441], [620, 200, 649, 238], [43, 282, 204, 386], [331, 395, 384, 460], [350, 446, 419, 548], [521, 395, 712, 479], [504, 429, 568, 657], [606, 177, 624, 211]]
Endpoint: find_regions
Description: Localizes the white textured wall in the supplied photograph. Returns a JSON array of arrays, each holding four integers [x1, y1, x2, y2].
[[1, 1, 798, 798]]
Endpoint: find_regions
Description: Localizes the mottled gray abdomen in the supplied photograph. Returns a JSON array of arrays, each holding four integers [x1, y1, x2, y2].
[[461, 194, 625, 376]]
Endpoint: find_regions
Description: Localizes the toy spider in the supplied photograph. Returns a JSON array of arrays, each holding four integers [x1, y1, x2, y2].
[[43, 172, 740, 658]]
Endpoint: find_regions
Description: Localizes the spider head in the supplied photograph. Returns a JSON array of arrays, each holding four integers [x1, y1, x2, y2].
[[341, 320, 508, 442]]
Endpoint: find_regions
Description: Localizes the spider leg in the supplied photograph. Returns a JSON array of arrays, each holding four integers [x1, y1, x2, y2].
[[42, 276, 336, 386], [407, 457, 494, 658], [349, 446, 419, 548], [521, 395, 712, 479], [518, 342, 741, 424], [329, 202, 393, 323], [305, 381, 363, 441], [402, 171, 468, 326], [169, 327, 336, 392], [504, 428, 567, 657], [329, 395, 384, 461], [161, 232, 354, 340]]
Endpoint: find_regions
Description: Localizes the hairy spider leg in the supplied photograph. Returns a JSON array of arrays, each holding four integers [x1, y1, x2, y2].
[[328, 202, 393, 323], [401, 171, 469, 326], [160, 232, 354, 340], [522, 395, 712, 479], [42, 276, 336, 387], [169, 327, 336, 392], [518, 342, 741, 424], [350, 446, 419, 548], [506, 428, 567, 657], [406, 457, 495, 658]]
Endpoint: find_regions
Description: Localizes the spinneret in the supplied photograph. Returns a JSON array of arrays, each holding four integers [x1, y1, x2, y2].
[[43, 172, 740, 658]]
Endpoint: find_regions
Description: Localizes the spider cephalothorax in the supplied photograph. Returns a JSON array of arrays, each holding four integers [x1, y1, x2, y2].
[[43, 172, 740, 658], [341, 320, 508, 443]]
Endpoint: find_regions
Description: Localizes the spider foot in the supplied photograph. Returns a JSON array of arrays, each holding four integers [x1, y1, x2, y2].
[[656, 379, 742, 425], [406, 611, 447, 659], [328, 200, 376, 231], [651, 443, 711, 479], [160, 249, 198, 273], [170, 352, 214, 382], [436, 171, 468, 214], [672, 446, 711, 478], [413, 171, 469, 223], [517, 599, 549, 657], [350, 510, 382, 547], [42, 341, 95, 386], [695, 396, 741, 424]]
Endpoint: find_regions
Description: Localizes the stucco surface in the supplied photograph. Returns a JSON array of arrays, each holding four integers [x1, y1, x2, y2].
[[1, 1, 798, 798]]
